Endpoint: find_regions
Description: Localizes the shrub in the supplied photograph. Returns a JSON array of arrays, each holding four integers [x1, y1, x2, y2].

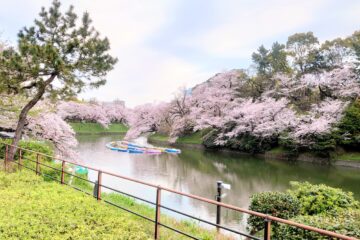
[[288, 181, 359, 215], [0, 139, 53, 161], [306, 134, 337, 157], [227, 134, 276, 153], [276, 209, 360, 239], [279, 132, 337, 158], [336, 98, 360, 149], [247, 192, 300, 234], [202, 129, 221, 148]]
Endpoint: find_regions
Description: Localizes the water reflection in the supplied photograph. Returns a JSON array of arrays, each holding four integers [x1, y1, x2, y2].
[[76, 134, 360, 233]]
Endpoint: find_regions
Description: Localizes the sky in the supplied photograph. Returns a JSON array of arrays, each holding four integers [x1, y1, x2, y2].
[[0, 0, 359, 107]]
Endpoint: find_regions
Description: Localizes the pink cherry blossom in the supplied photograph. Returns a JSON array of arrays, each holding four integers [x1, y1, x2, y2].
[[26, 112, 79, 161]]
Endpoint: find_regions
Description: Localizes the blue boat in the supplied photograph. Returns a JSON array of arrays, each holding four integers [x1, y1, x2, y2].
[[129, 148, 144, 154], [165, 148, 181, 153], [106, 141, 181, 155]]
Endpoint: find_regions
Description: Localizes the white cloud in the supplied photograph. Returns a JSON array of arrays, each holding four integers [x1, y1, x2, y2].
[[2, 0, 358, 107], [72, 1, 212, 107], [179, 0, 325, 58], [81, 47, 212, 107], [71, 1, 175, 49]]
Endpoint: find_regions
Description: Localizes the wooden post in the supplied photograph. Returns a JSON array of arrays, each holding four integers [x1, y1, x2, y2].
[[4, 144, 8, 171], [264, 219, 271, 240], [61, 161, 65, 184], [18, 149, 22, 170], [97, 171, 102, 200], [154, 186, 162, 239], [36, 154, 40, 175], [216, 181, 223, 228]]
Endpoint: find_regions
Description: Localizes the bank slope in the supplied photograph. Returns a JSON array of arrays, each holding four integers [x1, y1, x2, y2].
[[0, 171, 151, 239], [69, 122, 128, 134]]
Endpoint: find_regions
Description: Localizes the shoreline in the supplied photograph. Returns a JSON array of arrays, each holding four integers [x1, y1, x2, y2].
[[148, 138, 360, 169]]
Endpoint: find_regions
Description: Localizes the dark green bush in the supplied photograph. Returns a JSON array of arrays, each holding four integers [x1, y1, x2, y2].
[[306, 134, 337, 157], [288, 181, 359, 215], [202, 129, 221, 148], [276, 209, 360, 239], [279, 132, 337, 158], [247, 192, 300, 234], [227, 134, 276, 153], [336, 98, 360, 149]]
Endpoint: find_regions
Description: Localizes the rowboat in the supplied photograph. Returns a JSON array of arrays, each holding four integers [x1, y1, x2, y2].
[[105, 141, 181, 154]]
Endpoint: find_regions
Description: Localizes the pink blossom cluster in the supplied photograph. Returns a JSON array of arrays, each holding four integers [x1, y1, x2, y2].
[[125, 66, 359, 146], [214, 97, 298, 145], [190, 70, 241, 131], [299, 65, 359, 98], [125, 103, 169, 140], [291, 99, 348, 145], [57, 100, 128, 127], [26, 113, 79, 161]]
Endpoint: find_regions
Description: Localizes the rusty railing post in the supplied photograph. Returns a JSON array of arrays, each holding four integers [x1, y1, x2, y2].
[[97, 171, 102, 200], [61, 161, 65, 184], [36, 154, 40, 175], [4, 144, 8, 171], [154, 186, 162, 239], [264, 218, 271, 240], [18, 149, 22, 170]]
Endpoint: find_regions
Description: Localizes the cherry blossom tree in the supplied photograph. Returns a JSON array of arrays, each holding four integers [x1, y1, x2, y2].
[[290, 99, 349, 146], [125, 102, 169, 140], [57, 100, 128, 127], [57, 101, 108, 127], [26, 113, 78, 160], [0, 95, 78, 160], [299, 64, 359, 99], [190, 70, 242, 131], [121, 64, 359, 152], [214, 97, 298, 145], [102, 101, 128, 124]]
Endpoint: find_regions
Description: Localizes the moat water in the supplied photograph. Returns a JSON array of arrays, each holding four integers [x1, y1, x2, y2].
[[76, 134, 360, 236]]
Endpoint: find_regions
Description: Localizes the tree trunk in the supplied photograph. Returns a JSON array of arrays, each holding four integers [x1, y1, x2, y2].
[[8, 74, 56, 162]]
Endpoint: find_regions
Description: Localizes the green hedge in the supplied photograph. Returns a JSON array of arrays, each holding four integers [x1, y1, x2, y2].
[[247, 192, 300, 234], [249, 182, 360, 239], [288, 181, 359, 215], [276, 209, 360, 239]]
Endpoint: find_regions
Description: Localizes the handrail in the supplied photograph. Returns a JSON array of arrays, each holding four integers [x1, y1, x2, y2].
[[1, 142, 358, 240]]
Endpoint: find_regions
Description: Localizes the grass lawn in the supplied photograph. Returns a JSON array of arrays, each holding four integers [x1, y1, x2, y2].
[[69, 122, 128, 134], [176, 131, 204, 144], [0, 140, 231, 239], [336, 152, 360, 162], [0, 171, 151, 240], [0, 170, 230, 240], [149, 130, 210, 145], [148, 132, 169, 142]]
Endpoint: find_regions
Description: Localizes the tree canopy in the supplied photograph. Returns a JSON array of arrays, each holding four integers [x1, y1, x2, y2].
[[0, 0, 117, 160]]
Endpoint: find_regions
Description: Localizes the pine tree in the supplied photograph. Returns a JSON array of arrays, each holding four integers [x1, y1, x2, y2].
[[0, 0, 117, 161]]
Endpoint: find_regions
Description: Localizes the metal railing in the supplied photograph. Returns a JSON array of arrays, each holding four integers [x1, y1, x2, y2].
[[1, 142, 357, 240]]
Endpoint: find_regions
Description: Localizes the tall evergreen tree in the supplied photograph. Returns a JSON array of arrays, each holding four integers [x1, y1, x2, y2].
[[269, 42, 291, 74], [0, 1, 117, 161], [252, 45, 271, 76], [286, 32, 319, 74]]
